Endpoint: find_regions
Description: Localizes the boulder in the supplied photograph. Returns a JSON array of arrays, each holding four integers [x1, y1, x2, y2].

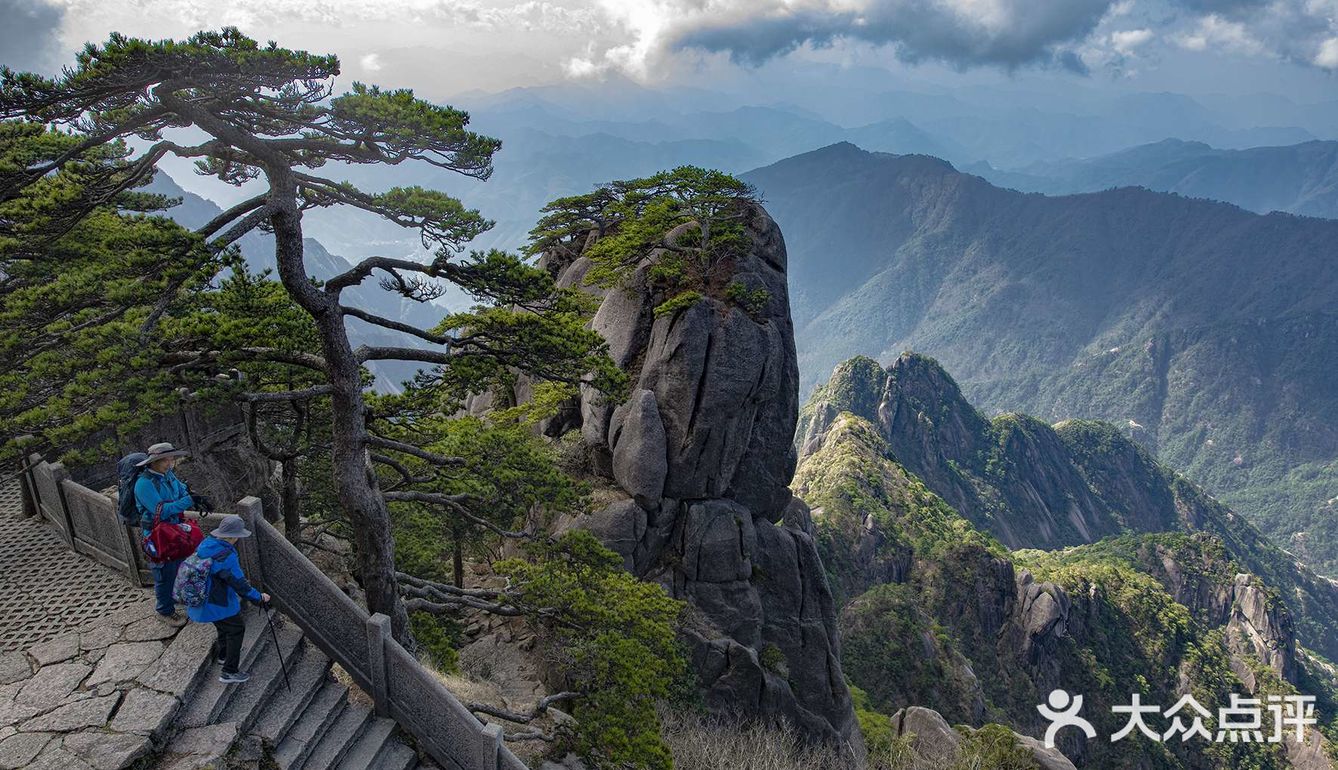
[[891, 706, 1078, 770], [608, 390, 668, 507], [890, 706, 961, 762], [591, 271, 652, 369], [1013, 570, 1071, 669]]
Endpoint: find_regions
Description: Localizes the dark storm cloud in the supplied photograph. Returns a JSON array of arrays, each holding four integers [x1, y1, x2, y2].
[[0, 0, 66, 73], [1173, 0, 1269, 11], [648, 0, 1338, 73], [671, 0, 1116, 71]]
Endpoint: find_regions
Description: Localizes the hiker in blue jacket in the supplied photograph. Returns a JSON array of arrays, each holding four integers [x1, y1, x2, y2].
[[133, 442, 198, 624], [188, 514, 270, 684]]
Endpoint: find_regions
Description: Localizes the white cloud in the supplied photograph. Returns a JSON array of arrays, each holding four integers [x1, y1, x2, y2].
[[32, 0, 1338, 90], [563, 0, 1338, 78], [1315, 36, 1338, 68], [1175, 14, 1267, 56], [1111, 27, 1154, 54]]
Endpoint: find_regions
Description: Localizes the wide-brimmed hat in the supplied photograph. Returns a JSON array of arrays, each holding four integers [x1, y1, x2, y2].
[[213, 515, 252, 539], [135, 442, 189, 467]]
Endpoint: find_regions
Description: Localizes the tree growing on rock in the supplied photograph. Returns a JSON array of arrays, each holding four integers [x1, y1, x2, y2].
[[1, 28, 617, 640], [528, 166, 766, 316]]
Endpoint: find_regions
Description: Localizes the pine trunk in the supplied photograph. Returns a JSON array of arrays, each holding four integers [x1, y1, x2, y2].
[[281, 457, 301, 542], [267, 174, 408, 641]]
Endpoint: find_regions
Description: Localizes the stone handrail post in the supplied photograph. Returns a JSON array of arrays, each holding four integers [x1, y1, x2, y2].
[[367, 613, 391, 717]]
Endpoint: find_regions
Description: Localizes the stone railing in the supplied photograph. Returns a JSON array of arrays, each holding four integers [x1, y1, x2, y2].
[[22, 453, 152, 583], [18, 454, 527, 770]]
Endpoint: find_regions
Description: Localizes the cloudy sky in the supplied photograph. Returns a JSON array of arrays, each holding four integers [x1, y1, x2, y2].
[[1, 0, 1335, 103]]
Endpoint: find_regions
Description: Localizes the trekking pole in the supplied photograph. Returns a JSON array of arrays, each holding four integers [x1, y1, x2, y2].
[[261, 603, 292, 692]]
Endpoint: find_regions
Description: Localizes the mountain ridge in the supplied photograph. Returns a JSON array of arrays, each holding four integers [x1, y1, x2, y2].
[[743, 142, 1338, 575], [975, 138, 1338, 219], [796, 353, 1338, 768]]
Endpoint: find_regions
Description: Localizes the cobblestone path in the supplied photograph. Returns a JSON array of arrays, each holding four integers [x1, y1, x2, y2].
[[0, 480, 146, 653]]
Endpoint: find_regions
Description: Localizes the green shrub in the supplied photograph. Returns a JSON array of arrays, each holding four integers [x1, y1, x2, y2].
[[497, 530, 689, 769], [528, 167, 759, 317], [653, 290, 703, 318], [724, 281, 770, 316], [953, 725, 1039, 770], [409, 610, 461, 672], [759, 643, 788, 676]]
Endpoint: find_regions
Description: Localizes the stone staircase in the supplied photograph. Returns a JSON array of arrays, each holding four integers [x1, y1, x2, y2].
[[161, 607, 426, 770], [15, 460, 528, 770]]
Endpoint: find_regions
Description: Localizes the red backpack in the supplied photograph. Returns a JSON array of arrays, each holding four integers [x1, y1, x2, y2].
[[142, 502, 204, 563]]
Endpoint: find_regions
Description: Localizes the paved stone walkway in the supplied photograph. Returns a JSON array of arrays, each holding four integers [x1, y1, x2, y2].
[[0, 480, 147, 654], [0, 479, 216, 769]]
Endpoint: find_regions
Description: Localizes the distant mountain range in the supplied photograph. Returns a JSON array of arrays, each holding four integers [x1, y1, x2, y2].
[[297, 105, 972, 260], [742, 142, 1338, 575], [975, 138, 1338, 219], [287, 82, 1337, 260]]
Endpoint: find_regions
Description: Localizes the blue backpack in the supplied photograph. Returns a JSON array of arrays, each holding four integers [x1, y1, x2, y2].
[[173, 551, 215, 608], [116, 453, 148, 526]]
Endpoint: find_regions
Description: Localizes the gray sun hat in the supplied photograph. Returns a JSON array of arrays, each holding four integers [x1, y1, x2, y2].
[[136, 442, 190, 467], [213, 515, 252, 539]]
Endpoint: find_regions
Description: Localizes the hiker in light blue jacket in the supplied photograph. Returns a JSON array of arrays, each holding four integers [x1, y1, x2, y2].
[[133, 442, 195, 624], [188, 515, 270, 684]]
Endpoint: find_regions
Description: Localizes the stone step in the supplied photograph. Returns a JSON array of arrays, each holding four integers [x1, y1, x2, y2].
[[302, 700, 373, 770], [367, 737, 418, 770], [215, 619, 306, 734], [174, 610, 271, 729], [330, 713, 397, 770], [252, 644, 332, 745], [275, 678, 348, 769]]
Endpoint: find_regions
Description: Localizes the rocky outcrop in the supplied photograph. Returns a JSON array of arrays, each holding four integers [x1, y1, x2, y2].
[[1008, 570, 1070, 689], [1104, 538, 1301, 686], [800, 353, 1338, 670], [1225, 574, 1297, 685], [888, 706, 1077, 770], [544, 203, 861, 755], [798, 353, 1161, 550], [796, 374, 1335, 767]]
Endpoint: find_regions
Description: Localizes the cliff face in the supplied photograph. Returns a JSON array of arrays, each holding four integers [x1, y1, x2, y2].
[[798, 354, 1179, 551], [542, 203, 861, 754]]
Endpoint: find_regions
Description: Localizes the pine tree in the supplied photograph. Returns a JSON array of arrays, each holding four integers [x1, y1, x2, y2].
[[1, 29, 618, 639]]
